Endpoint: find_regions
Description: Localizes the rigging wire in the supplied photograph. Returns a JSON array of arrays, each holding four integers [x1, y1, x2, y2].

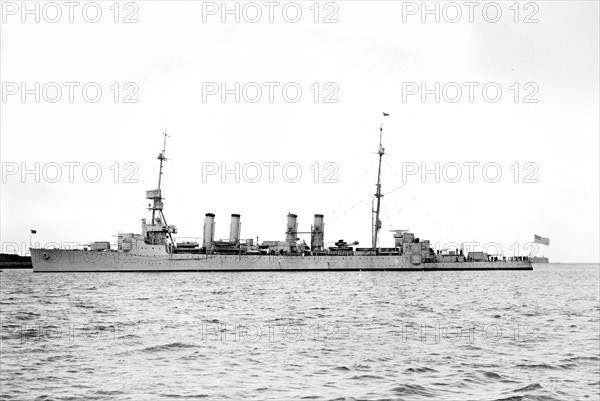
[[324, 193, 372, 227], [382, 203, 393, 232], [384, 182, 408, 197], [324, 182, 410, 229]]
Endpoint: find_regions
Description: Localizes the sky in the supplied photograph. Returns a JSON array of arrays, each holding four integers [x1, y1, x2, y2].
[[1, 1, 599, 262]]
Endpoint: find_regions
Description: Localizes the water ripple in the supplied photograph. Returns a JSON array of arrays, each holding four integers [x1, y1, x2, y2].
[[0, 264, 598, 400]]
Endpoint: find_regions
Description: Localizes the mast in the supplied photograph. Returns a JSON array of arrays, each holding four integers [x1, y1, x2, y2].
[[158, 130, 168, 191], [372, 114, 387, 253], [145, 130, 176, 249], [157, 130, 174, 247], [152, 130, 168, 225]]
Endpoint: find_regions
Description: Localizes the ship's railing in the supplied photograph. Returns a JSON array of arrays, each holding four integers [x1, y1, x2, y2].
[[32, 243, 117, 251]]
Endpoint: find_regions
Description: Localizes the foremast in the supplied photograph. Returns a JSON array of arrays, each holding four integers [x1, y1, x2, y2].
[[144, 130, 177, 247], [372, 114, 387, 254], [151, 131, 167, 224]]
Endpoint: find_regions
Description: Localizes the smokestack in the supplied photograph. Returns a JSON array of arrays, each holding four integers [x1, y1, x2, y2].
[[203, 213, 215, 250], [229, 214, 241, 243], [286, 213, 297, 245], [311, 214, 324, 251]]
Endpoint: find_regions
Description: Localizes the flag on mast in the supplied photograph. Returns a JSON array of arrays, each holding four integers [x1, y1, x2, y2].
[[31, 229, 37, 234], [383, 112, 389, 116], [534, 234, 549, 246]]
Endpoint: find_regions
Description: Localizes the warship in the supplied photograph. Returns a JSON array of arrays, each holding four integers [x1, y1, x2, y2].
[[31, 122, 533, 272]]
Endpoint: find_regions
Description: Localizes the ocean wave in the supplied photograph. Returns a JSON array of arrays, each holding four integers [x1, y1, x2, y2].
[[141, 342, 198, 353], [391, 383, 436, 397], [404, 366, 438, 374]]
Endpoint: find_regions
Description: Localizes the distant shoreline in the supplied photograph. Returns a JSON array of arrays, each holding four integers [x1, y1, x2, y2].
[[0, 254, 33, 269]]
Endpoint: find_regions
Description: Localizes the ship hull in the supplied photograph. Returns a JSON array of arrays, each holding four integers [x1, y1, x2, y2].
[[31, 249, 533, 272]]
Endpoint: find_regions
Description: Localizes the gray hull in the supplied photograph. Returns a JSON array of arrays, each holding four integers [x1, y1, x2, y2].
[[31, 249, 533, 272]]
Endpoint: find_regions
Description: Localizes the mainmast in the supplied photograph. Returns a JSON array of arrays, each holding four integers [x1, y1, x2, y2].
[[372, 113, 388, 253]]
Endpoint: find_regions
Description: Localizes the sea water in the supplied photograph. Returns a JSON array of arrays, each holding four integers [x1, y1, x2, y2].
[[1, 264, 599, 400]]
